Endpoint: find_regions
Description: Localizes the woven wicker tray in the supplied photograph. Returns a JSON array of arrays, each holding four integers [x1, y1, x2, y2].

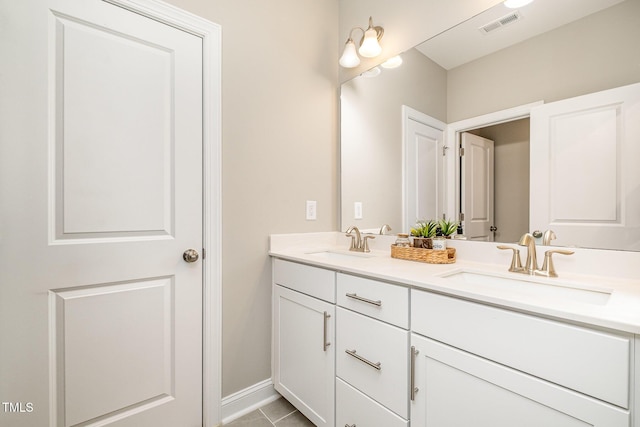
[[390, 244, 456, 264]]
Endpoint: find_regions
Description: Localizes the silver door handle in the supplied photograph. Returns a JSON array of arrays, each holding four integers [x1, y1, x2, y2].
[[410, 346, 419, 401], [345, 293, 382, 307], [183, 249, 199, 263], [323, 312, 331, 352], [345, 349, 381, 371]]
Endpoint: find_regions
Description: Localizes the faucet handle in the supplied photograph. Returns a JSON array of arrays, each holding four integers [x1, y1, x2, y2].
[[497, 245, 524, 272], [537, 249, 574, 277], [362, 235, 376, 252]]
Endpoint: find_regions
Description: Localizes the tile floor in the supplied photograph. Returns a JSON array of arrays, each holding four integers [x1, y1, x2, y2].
[[225, 397, 314, 426]]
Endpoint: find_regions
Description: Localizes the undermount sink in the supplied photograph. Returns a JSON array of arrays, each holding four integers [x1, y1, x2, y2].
[[440, 270, 612, 305], [305, 250, 377, 260]]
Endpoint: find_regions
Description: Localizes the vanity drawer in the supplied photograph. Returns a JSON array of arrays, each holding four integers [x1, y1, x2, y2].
[[336, 378, 408, 427], [337, 273, 409, 328], [273, 259, 335, 303], [411, 290, 631, 408], [336, 307, 409, 418]]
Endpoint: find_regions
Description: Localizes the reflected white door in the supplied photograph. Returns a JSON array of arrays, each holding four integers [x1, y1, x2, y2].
[[530, 82, 640, 250], [461, 132, 495, 241], [0, 1, 204, 426], [403, 107, 446, 231]]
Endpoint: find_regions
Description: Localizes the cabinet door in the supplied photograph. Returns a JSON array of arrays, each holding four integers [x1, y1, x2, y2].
[[410, 334, 629, 427], [273, 285, 335, 427]]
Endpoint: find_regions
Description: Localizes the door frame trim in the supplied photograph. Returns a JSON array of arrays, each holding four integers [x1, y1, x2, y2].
[[104, 1, 222, 425], [444, 101, 542, 222]]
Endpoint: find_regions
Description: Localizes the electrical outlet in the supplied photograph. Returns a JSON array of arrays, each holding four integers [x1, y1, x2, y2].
[[354, 202, 363, 219], [306, 200, 317, 220]]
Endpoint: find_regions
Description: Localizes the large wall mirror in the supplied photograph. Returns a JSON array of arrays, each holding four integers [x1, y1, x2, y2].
[[340, 0, 640, 250]]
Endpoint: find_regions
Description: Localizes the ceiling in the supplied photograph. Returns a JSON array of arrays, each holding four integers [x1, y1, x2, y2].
[[416, 0, 625, 70]]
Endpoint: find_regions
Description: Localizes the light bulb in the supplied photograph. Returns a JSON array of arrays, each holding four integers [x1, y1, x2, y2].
[[359, 27, 382, 58], [339, 39, 360, 68]]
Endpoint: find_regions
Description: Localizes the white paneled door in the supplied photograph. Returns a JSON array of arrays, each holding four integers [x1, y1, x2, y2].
[[530, 82, 640, 251], [0, 1, 206, 426], [402, 107, 446, 231], [461, 132, 495, 241]]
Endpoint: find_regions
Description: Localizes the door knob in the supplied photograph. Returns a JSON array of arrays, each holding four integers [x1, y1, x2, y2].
[[490, 225, 498, 232], [183, 249, 199, 263]]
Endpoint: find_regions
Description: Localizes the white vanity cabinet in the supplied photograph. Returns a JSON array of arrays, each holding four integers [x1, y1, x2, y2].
[[272, 259, 336, 427], [272, 254, 637, 427], [410, 290, 632, 427]]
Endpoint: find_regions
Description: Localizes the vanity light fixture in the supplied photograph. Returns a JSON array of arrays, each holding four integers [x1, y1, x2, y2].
[[339, 16, 384, 68], [504, 0, 534, 8]]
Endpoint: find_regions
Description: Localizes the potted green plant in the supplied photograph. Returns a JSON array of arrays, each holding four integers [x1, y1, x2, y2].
[[410, 219, 438, 248], [439, 218, 459, 239]]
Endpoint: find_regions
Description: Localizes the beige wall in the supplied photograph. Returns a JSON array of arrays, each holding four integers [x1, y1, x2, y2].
[[448, 0, 640, 122], [164, 0, 339, 397]]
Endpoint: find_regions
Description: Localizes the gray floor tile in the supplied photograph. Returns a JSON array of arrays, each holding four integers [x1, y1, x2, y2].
[[225, 409, 273, 426], [260, 398, 296, 422], [275, 411, 315, 427]]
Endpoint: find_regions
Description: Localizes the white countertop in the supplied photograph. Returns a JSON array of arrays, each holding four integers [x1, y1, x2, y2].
[[269, 232, 640, 334]]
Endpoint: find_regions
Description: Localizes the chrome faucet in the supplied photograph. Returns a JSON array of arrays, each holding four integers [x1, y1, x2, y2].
[[345, 225, 375, 252], [518, 233, 539, 274]]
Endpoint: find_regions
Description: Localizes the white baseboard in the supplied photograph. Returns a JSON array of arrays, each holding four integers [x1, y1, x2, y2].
[[220, 379, 281, 425]]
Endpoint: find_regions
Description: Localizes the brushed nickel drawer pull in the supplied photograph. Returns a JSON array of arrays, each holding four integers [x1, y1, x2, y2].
[[323, 311, 331, 352], [345, 293, 382, 307], [345, 424, 356, 427], [345, 349, 381, 371], [410, 345, 420, 401]]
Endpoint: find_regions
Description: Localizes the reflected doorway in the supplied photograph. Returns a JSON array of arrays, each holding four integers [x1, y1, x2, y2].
[[460, 118, 530, 243]]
